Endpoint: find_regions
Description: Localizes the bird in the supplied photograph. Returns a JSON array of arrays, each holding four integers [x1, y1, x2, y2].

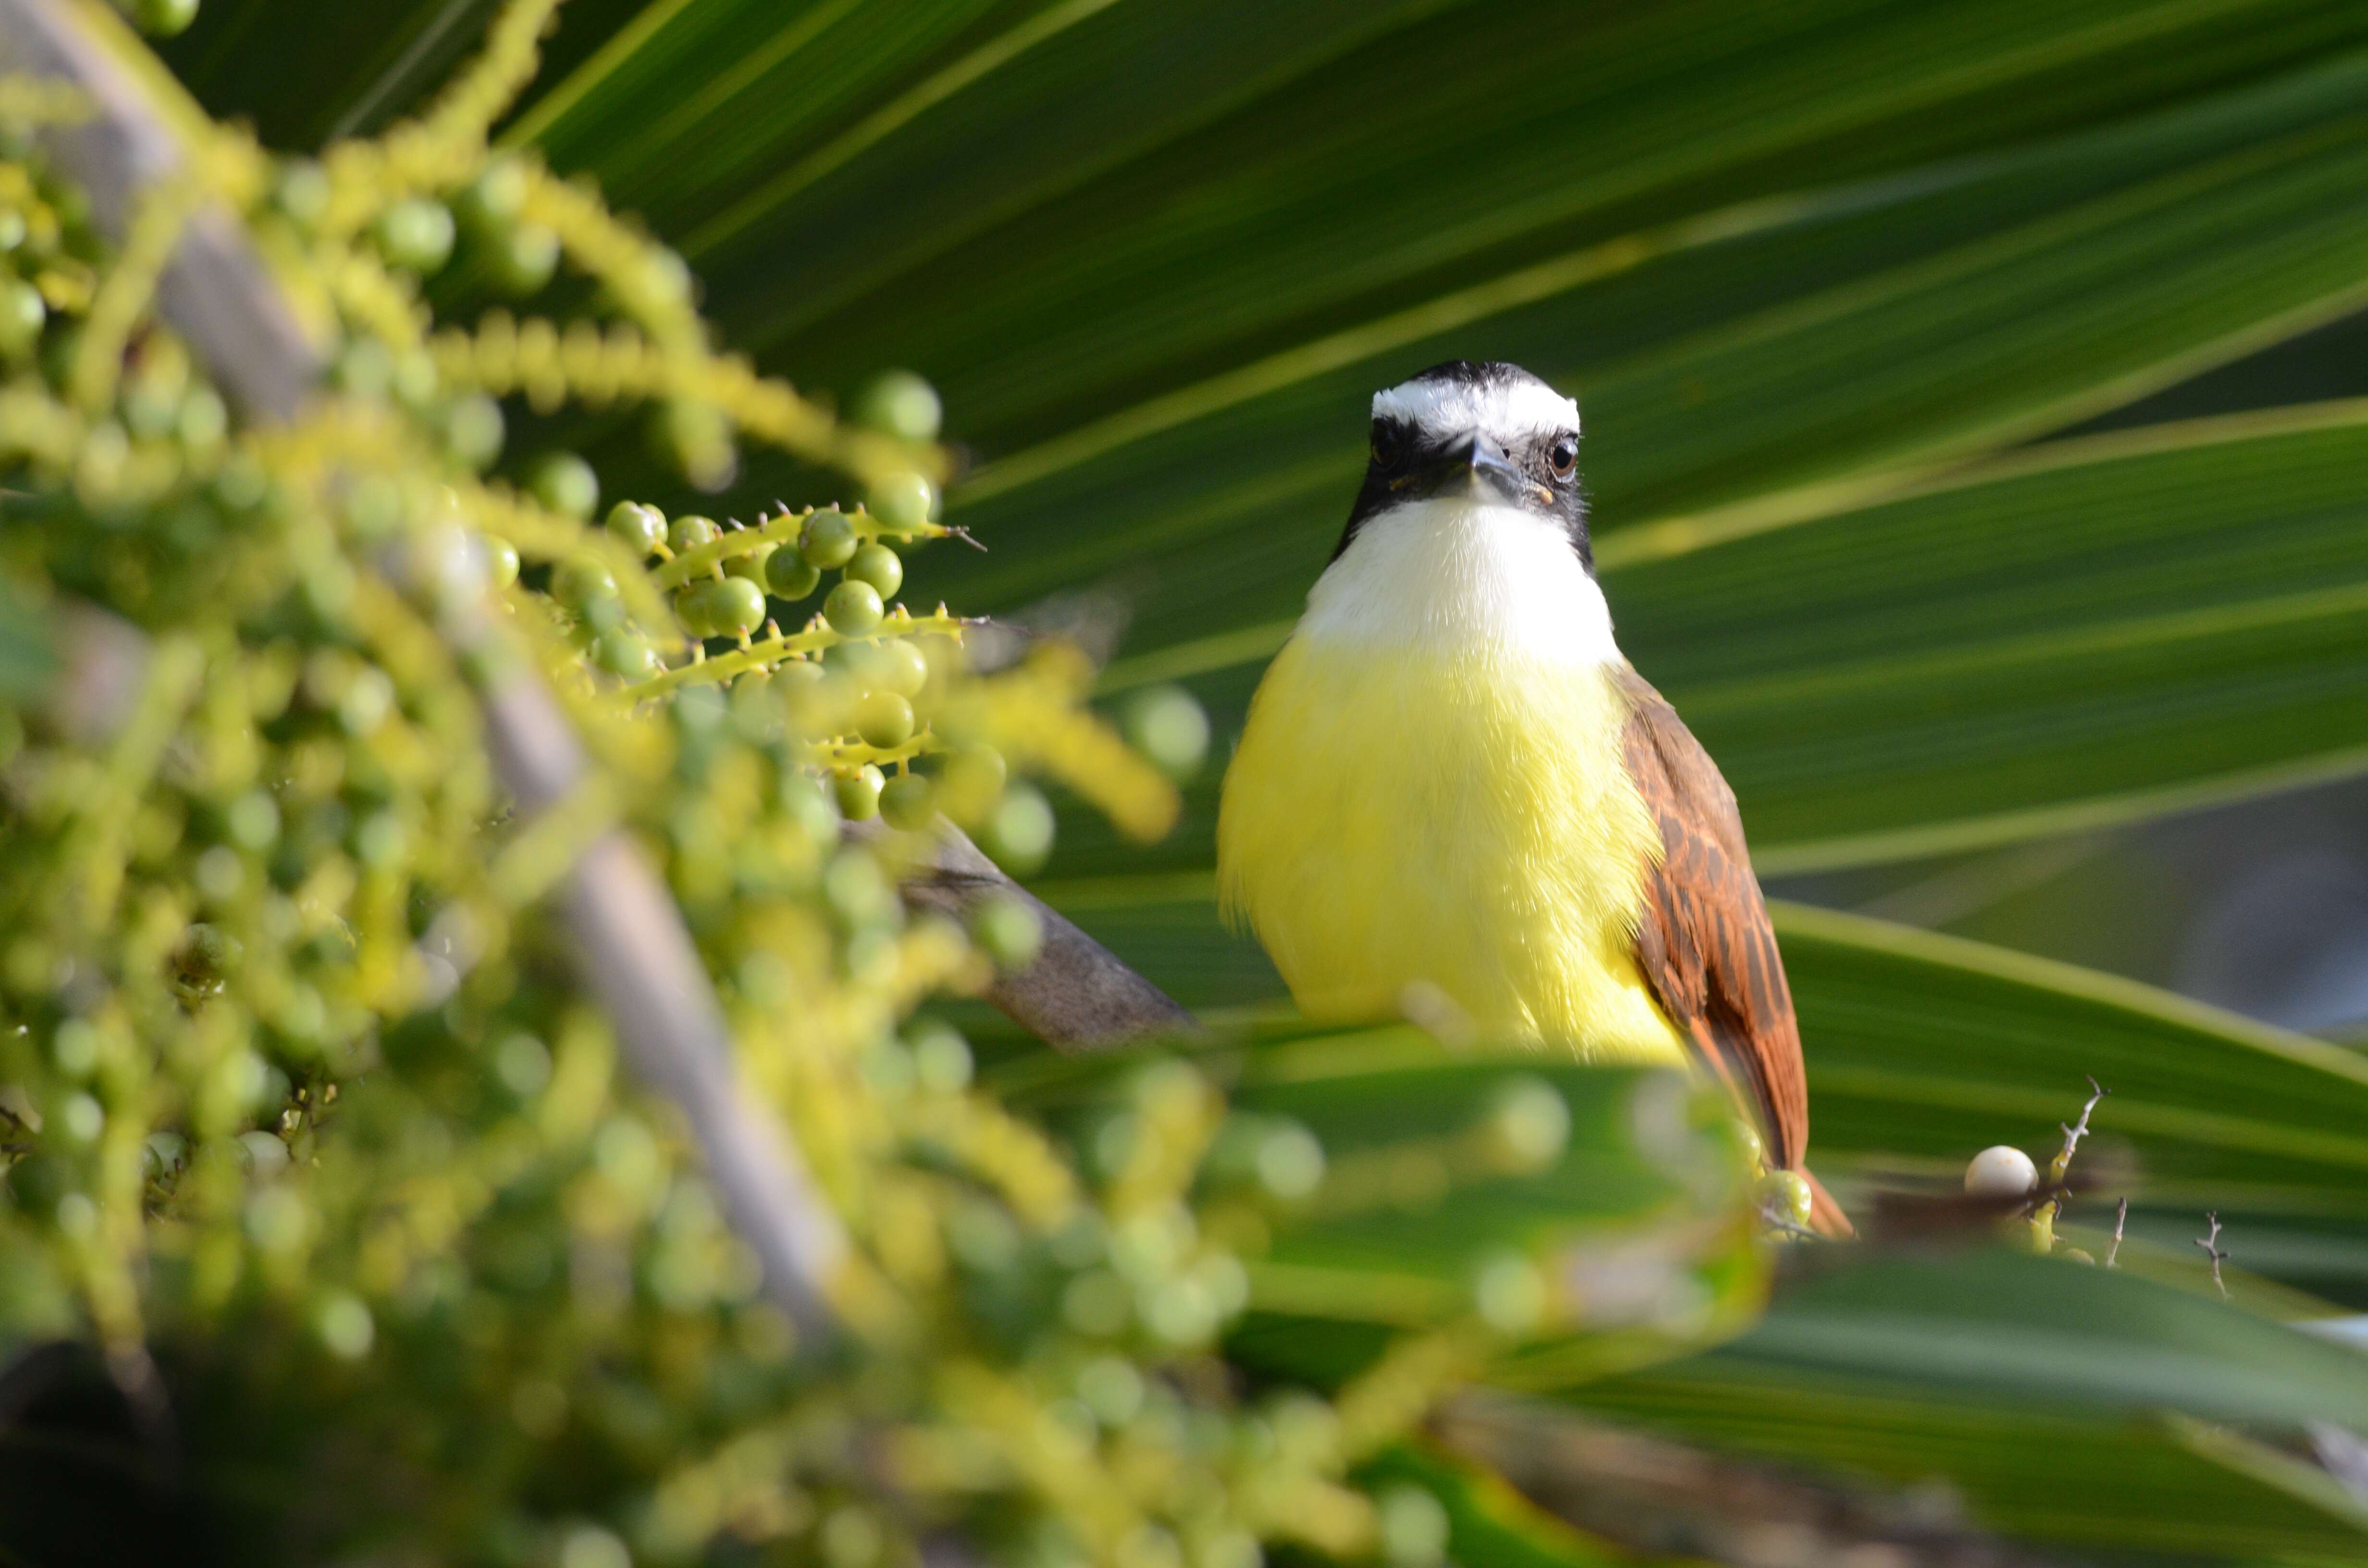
[[1217, 359, 1848, 1235]]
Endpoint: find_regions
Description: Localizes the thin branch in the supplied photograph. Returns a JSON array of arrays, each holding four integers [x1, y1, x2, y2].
[[2105, 1196, 2127, 1268], [877, 820, 1194, 1051], [2047, 1074, 2108, 1188], [0, 0, 845, 1344], [2195, 1211, 2228, 1300]]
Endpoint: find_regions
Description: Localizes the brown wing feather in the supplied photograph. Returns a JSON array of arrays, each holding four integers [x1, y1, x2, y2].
[[1615, 666, 1811, 1174]]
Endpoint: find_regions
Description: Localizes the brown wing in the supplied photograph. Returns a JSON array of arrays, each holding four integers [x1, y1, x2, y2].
[[1615, 666, 1810, 1173]]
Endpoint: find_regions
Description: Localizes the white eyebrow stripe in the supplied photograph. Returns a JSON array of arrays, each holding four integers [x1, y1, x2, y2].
[[1371, 376, 1579, 438]]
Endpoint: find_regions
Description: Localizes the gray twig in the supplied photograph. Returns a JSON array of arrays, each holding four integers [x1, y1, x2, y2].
[[2105, 1196, 2127, 1269], [871, 819, 1194, 1051], [2195, 1211, 2228, 1300], [2047, 1074, 2108, 1187], [0, 0, 845, 1344]]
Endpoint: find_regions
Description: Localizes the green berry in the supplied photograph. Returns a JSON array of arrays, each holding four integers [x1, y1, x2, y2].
[[872, 638, 929, 697], [134, 0, 199, 38], [823, 579, 883, 637], [0, 278, 44, 359], [273, 161, 331, 231], [984, 783, 1055, 874], [1757, 1169, 1813, 1228], [854, 691, 914, 749], [459, 156, 529, 227], [846, 541, 903, 598], [674, 581, 722, 637], [552, 555, 617, 611], [869, 472, 934, 531], [971, 894, 1043, 970], [483, 534, 520, 590], [374, 198, 455, 274], [708, 576, 767, 637], [879, 773, 936, 831], [492, 223, 559, 296], [800, 509, 858, 569], [595, 629, 657, 680], [765, 551, 820, 600], [1122, 685, 1211, 781], [444, 393, 504, 470], [669, 514, 719, 553], [941, 743, 1007, 822], [853, 370, 942, 442], [528, 451, 598, 519], [833, 765, 884, 821], [605, 501, 666, 555]]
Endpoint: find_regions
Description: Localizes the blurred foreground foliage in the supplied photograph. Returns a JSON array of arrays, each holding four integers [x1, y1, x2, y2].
[[0, 5, 1762, 1565]]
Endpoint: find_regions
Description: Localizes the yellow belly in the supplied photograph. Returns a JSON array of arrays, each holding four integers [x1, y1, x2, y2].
[[1217, 636, 1685, 1062]]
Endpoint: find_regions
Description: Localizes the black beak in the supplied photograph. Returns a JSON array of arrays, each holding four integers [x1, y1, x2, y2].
[[1409, 433, 1538, 503], [1460, 433, 1529, 499]]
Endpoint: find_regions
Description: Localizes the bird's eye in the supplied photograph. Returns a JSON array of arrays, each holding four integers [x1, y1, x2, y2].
[[1370, 423, 1402, 468], [1548, 436, 1579, 483]]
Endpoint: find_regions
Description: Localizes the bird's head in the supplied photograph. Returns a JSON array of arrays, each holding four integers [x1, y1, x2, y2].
[[1335, 360, 1588, 569]]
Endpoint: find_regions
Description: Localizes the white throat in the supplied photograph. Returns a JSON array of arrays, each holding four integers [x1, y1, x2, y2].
[[1298, 498, 1619, 666]]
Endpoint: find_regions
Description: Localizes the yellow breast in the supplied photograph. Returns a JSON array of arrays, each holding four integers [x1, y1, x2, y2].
[[1217, 632, 1685, 1062]]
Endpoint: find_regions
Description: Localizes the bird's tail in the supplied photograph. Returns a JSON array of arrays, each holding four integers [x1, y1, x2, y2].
[[1801, 1166, 1854, 1239]]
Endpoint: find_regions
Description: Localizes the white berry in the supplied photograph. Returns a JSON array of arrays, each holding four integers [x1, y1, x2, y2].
[[1964, 1145, 2038, 1196]]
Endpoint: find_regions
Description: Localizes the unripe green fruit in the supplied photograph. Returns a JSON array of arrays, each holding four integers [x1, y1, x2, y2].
[[595, 629, 657, 680], [765, 551, 820, 600], [459, 156, 529, 227], [553, 555, 617, 611], [853, 369, 943, 442], [374, 198, 456, 274], [492, 223, 559, 296], [940, 743, 1007, 823], [846, 542, 903, 597], [484, 534, 520, 590], [605, 501, 665, 555], [879, 773, 936, 831], [854, 691, 914, 749], [707, 576, 767, 637], [823, 579, 883, 637], [834, 765, 884, 821], [871, 638, 929, 697], [869, 472, 934, 531], [971, 894, 1043, 970], [0, 278, 44, 359], [669, 514, 719, 552], [674, 582, 722, 637], [1121, 685, 1210, 781], [528, 451, 598, 519], [273, 160, 331, 231], [444, 392, 504, 470], [800, 509, 858, 569], [984, 783, 1055, 874], [1757, 1169, 1813, 1228], [134, 0, 200, 40]]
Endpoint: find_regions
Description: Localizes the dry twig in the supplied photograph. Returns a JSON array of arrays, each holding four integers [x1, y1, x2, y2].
[[2195, 1211, 2228, 1300]]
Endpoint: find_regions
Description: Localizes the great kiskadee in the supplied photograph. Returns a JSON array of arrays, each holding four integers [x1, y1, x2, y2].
[[1218, 360, 1846, 1233]]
